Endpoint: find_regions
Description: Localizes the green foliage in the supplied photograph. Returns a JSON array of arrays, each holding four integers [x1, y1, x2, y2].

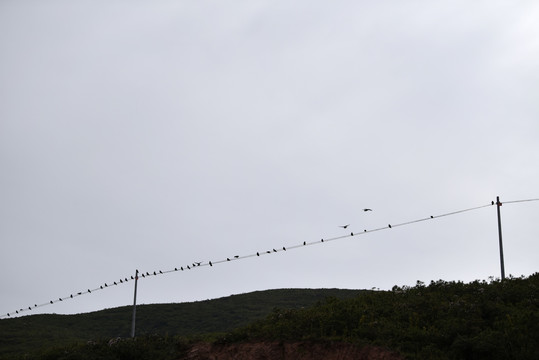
[[2, 276, 538, 360], [24, 335, 192, 360], [229, 274, 539, 359]]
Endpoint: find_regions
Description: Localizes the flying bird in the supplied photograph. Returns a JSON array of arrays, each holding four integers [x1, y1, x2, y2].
[[339, 224, 350, 229], [363, 208, 372, 212]]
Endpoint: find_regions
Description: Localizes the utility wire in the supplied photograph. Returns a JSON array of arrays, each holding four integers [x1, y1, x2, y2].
[[2, 198, 537, 319], [502, 198, 539, 205]]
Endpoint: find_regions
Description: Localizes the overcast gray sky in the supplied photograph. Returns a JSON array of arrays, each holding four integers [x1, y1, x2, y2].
[[1, 1, 538, 318]]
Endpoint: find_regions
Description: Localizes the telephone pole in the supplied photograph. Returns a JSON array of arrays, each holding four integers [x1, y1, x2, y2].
[[131, 269, 139, 338], [496, 197, 505, 280]]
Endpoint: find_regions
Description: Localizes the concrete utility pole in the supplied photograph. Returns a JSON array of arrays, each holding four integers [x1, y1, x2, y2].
[[496, 197, 505, 280], [131, 269, 139, 338]]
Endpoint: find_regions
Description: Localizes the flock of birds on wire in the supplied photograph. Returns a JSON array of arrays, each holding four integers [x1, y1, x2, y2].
[[7, 199, 531, 319]]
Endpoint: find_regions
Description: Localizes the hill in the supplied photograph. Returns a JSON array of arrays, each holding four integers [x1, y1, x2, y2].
[[0, 288, 364, 358], [1, 274, 538, 359]]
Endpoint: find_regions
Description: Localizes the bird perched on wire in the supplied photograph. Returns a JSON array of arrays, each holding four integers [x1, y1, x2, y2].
[[339, 224, 350, 229]]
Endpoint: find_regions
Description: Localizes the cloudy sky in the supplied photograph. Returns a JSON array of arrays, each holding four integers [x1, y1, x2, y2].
[[1, 1, 538, 318]]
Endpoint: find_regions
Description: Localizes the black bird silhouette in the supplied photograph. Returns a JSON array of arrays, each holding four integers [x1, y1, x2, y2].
[[104, 283, 108, 287], [114, 282, 117, 285], [234, 255, 239, 258], [430, 216, 434, 218], [77, 292, 81, 295], [194, 262, 202, 266], [351, 232, 354, 236], [321, 239, 324, 242], [50, 301, 53, 304], [70, 294, 73, 298], [303, 241, 306, 245], [266, 250, 271, 254], [146, 272, 150, 276], [257, 252, 260, 256], [209, 261, 213, 266], [388, 224, 392, 228], [339, 224, 350, 229], [88, 289, 91, 293], [227, 258, 231, 261], [59, 298, 62, 301], [153, 271, 156, 275], [187, 265, 191, 269], [363, 208, 372, 212], [142, 274, 145, 277], [29, 307, 32, 310], [283, 247, 286, 251], [131, 276, 134, 279], [159, 270, 163, 274], [175, 268, 178, 271], [100, 286, 103, 289], [273, 249, 277, 252], [181, 267, 184, 271]]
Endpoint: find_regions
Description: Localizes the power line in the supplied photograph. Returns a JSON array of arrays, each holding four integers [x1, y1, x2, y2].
[[502, 198, 539, 205], [2, 198, 537, 319]]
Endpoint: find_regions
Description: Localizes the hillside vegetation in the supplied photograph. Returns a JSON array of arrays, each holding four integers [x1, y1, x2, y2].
[[229, 274, 539, 359], [1, 274, 538, 359]]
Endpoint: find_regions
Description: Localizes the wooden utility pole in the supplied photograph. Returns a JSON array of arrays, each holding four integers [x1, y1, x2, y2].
[[496, 197, 505, 280], [131, 269, 139, 338]]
